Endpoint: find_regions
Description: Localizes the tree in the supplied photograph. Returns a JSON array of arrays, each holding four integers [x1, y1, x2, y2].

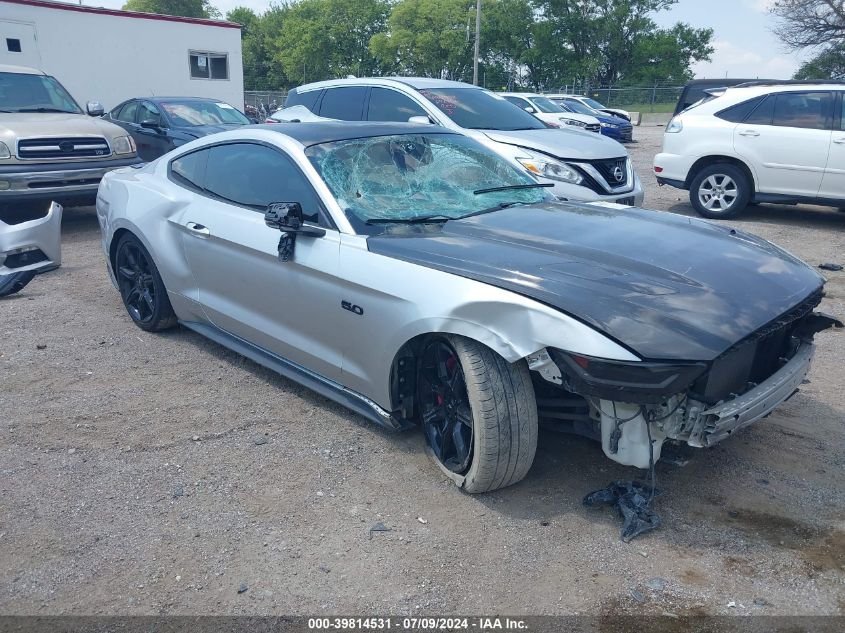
[[271, 0, 391, 85], [771, 0, 845, 51], [227, 6, 289, 90], [794, 43, 845, 80], [122, 0, 220, 19], [770, 0, 845, 80], [370, 0, 476, 80], [536, 0, 712, 88]]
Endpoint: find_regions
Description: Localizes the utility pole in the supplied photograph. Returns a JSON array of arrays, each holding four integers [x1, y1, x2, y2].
[[472, 0, 481, 86]]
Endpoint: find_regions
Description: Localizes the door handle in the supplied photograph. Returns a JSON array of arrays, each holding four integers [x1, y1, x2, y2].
[[185, 222, 210, 236], [738, 129, 760, 137], [833, 137, 845, 144]]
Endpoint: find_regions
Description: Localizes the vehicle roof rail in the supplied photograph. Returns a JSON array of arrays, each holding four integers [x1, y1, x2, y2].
[[733, 79, 845, 88]]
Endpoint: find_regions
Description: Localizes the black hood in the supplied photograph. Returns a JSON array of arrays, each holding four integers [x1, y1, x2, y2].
[[367, 203, 825, 361]]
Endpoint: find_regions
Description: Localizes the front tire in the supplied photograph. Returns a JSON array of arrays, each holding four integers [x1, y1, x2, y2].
[[114, 234, 177, 332], [689, 163, 751, 219], [417, 335, 538, 493]]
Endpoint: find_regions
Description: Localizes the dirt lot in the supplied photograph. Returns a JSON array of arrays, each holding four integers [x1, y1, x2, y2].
[[1, 125, 843, 617]]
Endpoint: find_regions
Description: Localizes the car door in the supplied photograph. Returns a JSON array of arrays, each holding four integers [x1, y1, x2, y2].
[[134, 101, 172, 161], [176, 141, 345, 381], [733, 91, 833, 197], [818, 91, 845, 201]]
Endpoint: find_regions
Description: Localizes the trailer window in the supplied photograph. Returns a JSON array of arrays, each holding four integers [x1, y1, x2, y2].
[[190, 52, 229, 80]]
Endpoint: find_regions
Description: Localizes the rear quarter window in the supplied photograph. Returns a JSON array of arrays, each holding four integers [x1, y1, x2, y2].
[[170, 149, 209, 191], [715, 96, 764, 123]]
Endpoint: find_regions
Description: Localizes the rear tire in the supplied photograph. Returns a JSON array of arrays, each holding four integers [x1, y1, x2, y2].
[[114, 233, 177, 332], [417, 335, 538, 493], [689, 163, 751, 219]]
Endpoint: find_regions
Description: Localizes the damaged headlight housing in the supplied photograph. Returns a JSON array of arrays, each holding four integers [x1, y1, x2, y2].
[[111, 135, 136, 155], [550, 349, 707, 404], [516, 154, 583, 185]]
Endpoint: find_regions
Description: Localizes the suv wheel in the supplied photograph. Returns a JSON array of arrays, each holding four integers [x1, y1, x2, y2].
[[689, 163, 751, 219], [417, 335, 538, 493], [114, 234, 177, 332]]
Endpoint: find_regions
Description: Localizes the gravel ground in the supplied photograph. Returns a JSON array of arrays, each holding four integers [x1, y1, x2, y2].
[[1, 125, 843, 617]]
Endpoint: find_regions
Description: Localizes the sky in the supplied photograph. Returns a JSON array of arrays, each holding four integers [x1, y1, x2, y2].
[[84, 0, 808, 80]]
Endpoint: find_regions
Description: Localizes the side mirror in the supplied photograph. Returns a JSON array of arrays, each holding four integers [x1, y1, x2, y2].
[[87, 101, 104, 117], [140, 119, 161, 130], [264, 202, 325, 261], [407, 115, 433, 125], [523, 106, 536, 113]]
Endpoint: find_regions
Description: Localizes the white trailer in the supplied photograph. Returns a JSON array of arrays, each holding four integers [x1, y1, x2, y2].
[[0, 0, 244, 110]]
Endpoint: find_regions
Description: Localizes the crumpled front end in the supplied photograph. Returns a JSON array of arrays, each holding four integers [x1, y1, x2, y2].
[[529, 291, 842, 469]]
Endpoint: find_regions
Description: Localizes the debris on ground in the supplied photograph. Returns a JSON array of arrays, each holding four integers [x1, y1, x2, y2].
[[369, 522, 391, 539], [253, 436, 268, 445], [583, 480, 662, 542], [237, 583, 248, 594], [818, 262, 843, 271], [416, 517, 428, 524], [645, 577, 667, 592], [630, 589, 646, 604]]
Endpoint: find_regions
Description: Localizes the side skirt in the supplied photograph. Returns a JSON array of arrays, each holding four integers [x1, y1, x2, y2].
[[180, 320, 408, 432]]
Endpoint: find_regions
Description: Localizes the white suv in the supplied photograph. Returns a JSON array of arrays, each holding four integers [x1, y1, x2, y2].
[[654, 82, 845, 218]]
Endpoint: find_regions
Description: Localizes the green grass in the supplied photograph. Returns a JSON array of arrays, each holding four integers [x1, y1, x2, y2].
[[608, 102, 676, 113]]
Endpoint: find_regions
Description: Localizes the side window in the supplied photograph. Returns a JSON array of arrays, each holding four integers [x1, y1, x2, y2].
[[285, 89, 322, 112], [772, 91, 832, 130], [503, 96, 529, 110], [117, 101, 139, 123], [109, 102, 126, 119], [367, 88, 428, 122], [170, 148, 209, 190], [318, 86, 366, 121], [138, 102, 161, 126], [840, 93, 844, 130], [715, 97, 764, 123], [203, 143, 326, 224], [744, 95, 775, 126]]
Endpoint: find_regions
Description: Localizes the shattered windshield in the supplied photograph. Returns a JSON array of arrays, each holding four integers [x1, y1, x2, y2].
[[305, 133, 550, 230]]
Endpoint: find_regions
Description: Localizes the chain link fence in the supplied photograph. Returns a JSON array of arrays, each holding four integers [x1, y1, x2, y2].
[[553, 83, 684, 113], [243, 90, 288, 119]]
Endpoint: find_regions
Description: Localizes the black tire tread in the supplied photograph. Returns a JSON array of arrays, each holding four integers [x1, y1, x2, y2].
[[447, 335, 538, 493]]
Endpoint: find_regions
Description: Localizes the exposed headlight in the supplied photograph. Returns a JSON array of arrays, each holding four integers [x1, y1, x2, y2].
[[562, 118, 587, 128], [0, 142, 10, 159], [550, 350, 707, 404], [112, 135, 136, 155], [516, 155, 583, 185], [666, 117, 683, 133]]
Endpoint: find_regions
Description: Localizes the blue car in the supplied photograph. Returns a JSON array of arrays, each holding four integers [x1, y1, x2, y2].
[[554, 97, 633, 143]]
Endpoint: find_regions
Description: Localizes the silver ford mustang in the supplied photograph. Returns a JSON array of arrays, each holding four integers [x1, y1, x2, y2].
[[96, 123, 841, 493]]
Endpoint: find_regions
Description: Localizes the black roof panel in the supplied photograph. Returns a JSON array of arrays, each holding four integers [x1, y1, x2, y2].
[[249, 121, 457, 146]]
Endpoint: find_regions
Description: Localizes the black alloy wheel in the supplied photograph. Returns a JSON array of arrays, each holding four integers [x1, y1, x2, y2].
[[418, 338, 474, 474], [114, 234, 177, 331]]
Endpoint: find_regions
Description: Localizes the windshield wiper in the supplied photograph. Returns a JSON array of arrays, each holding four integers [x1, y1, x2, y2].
[[473, 183, 554, 195], [17, 107, 76, 114], [366, 214, 453, 225]]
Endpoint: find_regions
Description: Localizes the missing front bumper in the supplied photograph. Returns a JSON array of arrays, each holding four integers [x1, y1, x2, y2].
[[673, 343, 815, 447]]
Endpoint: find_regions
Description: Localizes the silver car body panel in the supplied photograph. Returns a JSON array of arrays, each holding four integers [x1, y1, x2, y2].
[[97, 128, 640, 413], [0, 201, 62, 274]]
